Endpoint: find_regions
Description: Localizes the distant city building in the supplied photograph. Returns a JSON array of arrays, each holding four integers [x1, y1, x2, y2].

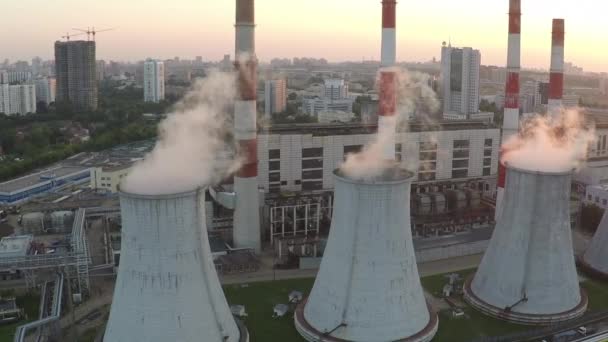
[[264, 79, 287, 117], [0, 70, 7, 84], [55, 40, 98, 111], [4, 84, 36, 115], [96, 60, 106, 81], [441, 44, 481, 118], [601, 78, 608, 95], [323, 79, 348, 100], [302, 78, 354, 117], [35, 77, 56, 105], [0, 84, 9, 114], [2, 71, 33, 84], [143, 59, 165, 103], [221, 54, 232, 72], [303, 98, 353, 117], [31, 57, 42, 76]]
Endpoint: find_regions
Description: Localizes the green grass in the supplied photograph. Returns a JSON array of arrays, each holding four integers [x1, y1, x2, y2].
[[224, 278, 314, 342], [581, 279, 608, 311], [0, 291, 40, 342], [222, 272, 608, 342]]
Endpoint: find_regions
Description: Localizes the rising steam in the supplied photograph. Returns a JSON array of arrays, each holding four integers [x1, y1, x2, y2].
[[122, 71, 240, 195], [341, 68, 440, 180], [502, 108, 595, 173]]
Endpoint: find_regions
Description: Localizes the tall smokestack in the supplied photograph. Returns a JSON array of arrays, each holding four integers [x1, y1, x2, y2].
[[233, 0, 261, 252], [496, 0, 521, 220], [378, 0, 397, 160], [548, 19, 565, 115]]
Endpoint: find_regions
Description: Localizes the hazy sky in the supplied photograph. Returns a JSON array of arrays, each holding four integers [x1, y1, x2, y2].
[[3, 0, 606, 72]]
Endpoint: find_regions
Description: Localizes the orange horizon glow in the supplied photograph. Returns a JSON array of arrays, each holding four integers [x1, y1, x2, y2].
[[2, 0, 606, 72]]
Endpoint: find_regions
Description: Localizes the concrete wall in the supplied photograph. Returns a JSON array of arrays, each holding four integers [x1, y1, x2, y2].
[[415, 240, 489, 263]]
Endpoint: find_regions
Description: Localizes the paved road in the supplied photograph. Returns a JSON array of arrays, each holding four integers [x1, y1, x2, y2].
[[220, 253, 484, 285]]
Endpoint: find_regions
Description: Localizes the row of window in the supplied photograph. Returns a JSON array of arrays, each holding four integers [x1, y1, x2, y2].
[[270, 139, 493, 160]]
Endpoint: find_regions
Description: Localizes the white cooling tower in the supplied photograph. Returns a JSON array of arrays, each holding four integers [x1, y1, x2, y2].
[[580, 210, 608, 279], [104, 189, 248, 342], [464, 165, 587, 325], [295, 168, 438, 342]]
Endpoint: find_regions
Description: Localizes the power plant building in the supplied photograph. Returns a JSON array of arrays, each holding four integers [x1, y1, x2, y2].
[[465, 165, 587, 324], [54, 40, 98, 111], [257, 122, 500, 197], [295, 168, 438, 341]]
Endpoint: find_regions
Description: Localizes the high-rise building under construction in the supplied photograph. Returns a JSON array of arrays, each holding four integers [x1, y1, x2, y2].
[[54, 40, 98, 111]]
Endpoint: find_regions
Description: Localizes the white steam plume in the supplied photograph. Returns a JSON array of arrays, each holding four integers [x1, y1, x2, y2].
[[341, 68, 440, 180], [502, 108, 595, 173], [122, 71, 240, 195]]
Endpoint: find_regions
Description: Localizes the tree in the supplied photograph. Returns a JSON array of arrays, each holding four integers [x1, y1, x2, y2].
[[288, 92, 297, 101]]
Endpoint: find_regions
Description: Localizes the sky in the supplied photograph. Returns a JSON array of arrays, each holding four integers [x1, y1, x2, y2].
[[2, 0, 607, 72]]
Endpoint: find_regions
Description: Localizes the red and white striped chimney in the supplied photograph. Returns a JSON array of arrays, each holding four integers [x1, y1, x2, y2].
[[496, 0, 521, 220], [548, 19, 565, 116], [233, 0, 261, 252], [378, 0, 397, 160]]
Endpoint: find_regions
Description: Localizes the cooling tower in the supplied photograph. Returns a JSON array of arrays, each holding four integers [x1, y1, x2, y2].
[[104, 190, 248, 342], [465, 165, 587, 325], [295, 168, 438, 342], [580, 210, 608, 279]]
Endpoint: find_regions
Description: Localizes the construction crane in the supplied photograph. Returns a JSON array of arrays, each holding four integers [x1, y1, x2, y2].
[[72, 27, 115, 41], [61, 32, 86, 41]]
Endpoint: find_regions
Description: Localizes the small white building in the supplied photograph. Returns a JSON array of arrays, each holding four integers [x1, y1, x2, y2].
[[143, 59, 165, 103], [90, 164, 133, 193]]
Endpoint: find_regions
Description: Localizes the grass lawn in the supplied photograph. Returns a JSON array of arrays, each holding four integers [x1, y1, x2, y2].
[[0, 291, 40, 342], [224, 278, 314, 342], [223, 271, 608, 342], [581, 278, 608, 312]]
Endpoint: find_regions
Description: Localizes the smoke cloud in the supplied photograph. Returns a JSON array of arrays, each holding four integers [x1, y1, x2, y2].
[[341, 68, 439, 181], [122, 71, 241, 195], [502, 108, 595, 173]]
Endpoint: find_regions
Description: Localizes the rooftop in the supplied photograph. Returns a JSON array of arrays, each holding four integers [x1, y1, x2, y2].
[[0, 166, 89, 194], [0, 235, 32, 258], [260, 119, 497, 136]]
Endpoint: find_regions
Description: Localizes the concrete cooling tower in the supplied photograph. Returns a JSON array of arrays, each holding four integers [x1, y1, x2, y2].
[[580, 210, 608, 279], [464, 165, 587, 324], [104, 190, 248, 342], [295, 168, 438, 342]]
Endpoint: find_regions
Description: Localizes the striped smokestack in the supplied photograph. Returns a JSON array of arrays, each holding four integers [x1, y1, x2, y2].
[[496, 0, 521, 220], [548, 19, 565, 116], [233, 0, 261, 252], [378, 0, 397, 160]]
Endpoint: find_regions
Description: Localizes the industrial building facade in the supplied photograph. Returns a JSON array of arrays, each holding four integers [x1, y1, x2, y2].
[[257, 122, 501, 196], [54, 40, 98, 111]]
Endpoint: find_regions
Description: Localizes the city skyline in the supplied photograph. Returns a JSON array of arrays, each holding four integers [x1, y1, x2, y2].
[[2, 0, 606, 72]]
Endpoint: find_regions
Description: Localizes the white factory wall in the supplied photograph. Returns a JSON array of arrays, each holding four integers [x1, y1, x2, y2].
[[258, 128, 500, 195], [90, 166, 132, 193]]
